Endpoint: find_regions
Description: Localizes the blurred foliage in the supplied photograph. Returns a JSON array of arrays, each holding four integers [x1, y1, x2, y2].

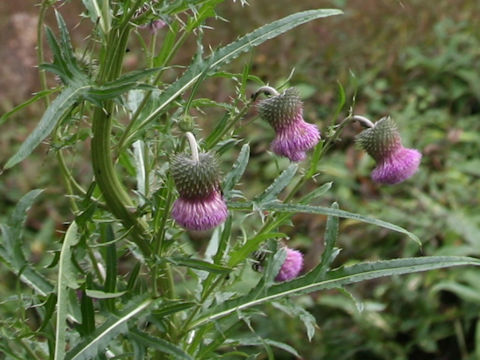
[[1, 0, 480, 359]]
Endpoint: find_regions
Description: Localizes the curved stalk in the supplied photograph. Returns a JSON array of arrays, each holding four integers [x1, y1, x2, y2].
[[352, 115, 374, 128], [252, 85, 280, 100], [185, 132, 199, 162]]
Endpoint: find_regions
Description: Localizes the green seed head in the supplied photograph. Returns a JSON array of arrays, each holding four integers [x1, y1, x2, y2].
[[356, 116, 402, 160], [171, 152, 221, 199], [258, 88, 302, 130]]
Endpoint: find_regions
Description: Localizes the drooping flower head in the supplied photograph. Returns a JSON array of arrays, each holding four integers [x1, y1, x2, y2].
[[275, 247, 304, 282], [257, 87, 320, 162], [356, 116, 422, 184], [171, 134, 228, 230]]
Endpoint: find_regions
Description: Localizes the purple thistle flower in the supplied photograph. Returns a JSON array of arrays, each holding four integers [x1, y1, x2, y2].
[[356, 116, 422, 184], [171, 150, 228, 231], [257, 88, 320, 162], [275, 247, 303, 282]]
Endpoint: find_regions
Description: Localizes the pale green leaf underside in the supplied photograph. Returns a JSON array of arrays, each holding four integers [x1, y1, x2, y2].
[[0, 189, 54, 296], [130, 329, 194, 360], [4, 86, 87, 170], [55, 221, 80, 360], [65, 297, 155, 360]]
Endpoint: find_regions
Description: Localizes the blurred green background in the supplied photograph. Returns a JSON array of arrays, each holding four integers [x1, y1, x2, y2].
[[1, 0, 480, 359]]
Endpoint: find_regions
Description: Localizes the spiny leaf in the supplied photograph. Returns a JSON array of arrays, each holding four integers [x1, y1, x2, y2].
[[227, 337, 300, 358], [0, 189, 53, 296], [253, 164, 298, 204], [0, 89, 58, 126], [152, 301, 195, 318], [130, 329, 193, 360], [309, 202, 340, 280], [191, 256, 480, 329], [263, 202, 421, 245], [222, 143, 250, 197], [228, 232, 286, 267], [167, 257, 232, 274], [299, 181, 332, 204], [8, 189, 44, 240], [85, 290, 126, 299]]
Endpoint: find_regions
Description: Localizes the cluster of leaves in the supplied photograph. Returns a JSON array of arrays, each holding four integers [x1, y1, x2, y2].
[[1, 1, 479, 359]]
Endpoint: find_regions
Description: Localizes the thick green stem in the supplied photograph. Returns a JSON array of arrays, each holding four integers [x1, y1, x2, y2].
[[91, 26, 151, 256]]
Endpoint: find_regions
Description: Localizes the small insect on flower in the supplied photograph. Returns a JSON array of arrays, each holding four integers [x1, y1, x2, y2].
[[251, 249, 269, 272], [256, 87, 320, 162], [170, 133, 228, 231], [356, 116, 422, 184]]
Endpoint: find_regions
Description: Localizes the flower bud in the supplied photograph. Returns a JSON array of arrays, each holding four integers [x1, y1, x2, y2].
[[356, 116, 422, 184], [275, 247, 303, 282], [170, 152, 228, 230], [257, 88, 320, 162]]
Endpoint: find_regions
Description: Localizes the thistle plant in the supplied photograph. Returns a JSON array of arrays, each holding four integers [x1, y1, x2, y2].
[[0, 1, 479, 359]]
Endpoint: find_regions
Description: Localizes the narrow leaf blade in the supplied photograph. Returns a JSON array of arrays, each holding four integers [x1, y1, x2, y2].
[[310, 202, 340, 280], [55, 221, 80, 360], [222, 144, 250, 197], [192, 256, 480, 329], [254, 164, 298, 204], [130, 329, 193, 360], [4, 86, 86, 169], [263, 203, 421, 245], [65, 297, 155, 360], [167, 257, 232, 274]]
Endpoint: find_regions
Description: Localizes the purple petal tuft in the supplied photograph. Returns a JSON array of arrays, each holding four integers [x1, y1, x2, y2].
[[171, 190, 228, 231], [275, 247, 303, 282], [271, 114, 320, 162], [371, 147, 422, 184]]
